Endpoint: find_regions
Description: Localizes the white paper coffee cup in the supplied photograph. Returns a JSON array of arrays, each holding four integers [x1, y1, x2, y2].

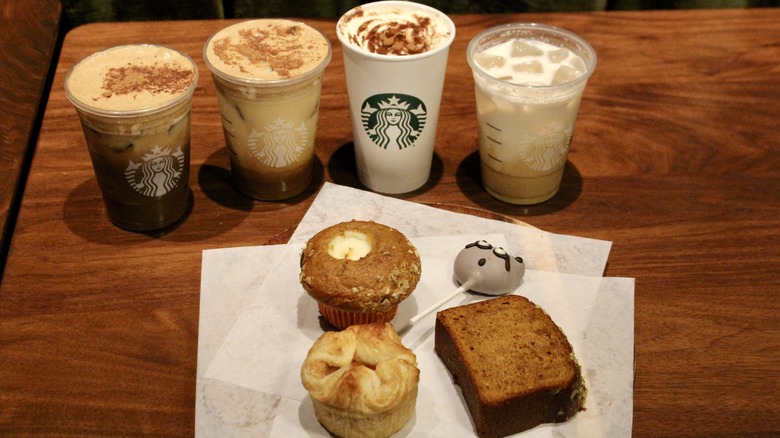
[[337, 1, 455, 194]]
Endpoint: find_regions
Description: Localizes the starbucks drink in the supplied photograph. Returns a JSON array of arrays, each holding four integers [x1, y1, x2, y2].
[[204, 19, 331, 200], [65, 44, 198, 231], [467, 24, 596, 205], [337, 1, 455, 194]]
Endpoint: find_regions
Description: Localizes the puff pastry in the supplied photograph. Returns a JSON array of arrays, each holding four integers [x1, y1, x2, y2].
[[301, 323, 419, 438]]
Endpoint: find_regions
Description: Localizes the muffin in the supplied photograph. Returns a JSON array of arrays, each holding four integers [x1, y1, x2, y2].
[[299, 220, 421, 329], [301, 323, 420, 438]]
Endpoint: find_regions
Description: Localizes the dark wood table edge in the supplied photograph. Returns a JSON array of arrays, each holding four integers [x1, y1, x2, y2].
[[0, 2, 64, 283]]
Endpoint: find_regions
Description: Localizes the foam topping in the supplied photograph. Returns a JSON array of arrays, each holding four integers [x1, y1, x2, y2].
[[66, 45, 196, 112], [338, 5, 452, 56], [205, 19, 330, 81]]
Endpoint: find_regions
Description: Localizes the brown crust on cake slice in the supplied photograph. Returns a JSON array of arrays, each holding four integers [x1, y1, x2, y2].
[[434, 295, 586, 438]]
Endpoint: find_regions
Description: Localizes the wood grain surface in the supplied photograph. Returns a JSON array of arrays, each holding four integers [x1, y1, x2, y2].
[[1, 8, 778, 437], [0, 0, 61, 276]]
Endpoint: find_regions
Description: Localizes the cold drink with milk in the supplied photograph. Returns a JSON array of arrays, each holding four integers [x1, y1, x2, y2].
[[204, 19, 331, 200], [467, 24, 596, 205]]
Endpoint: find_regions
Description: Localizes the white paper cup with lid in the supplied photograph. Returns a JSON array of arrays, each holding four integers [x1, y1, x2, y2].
[[337, 1, 456, 194]]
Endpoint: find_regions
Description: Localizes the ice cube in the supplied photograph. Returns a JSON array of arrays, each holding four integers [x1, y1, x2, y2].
[[548, 48, 569, 63], [475, 53, 506, 69], [512, 61, 544, 74], [552, 65, 581, 85], [569, 56, 587, 73], [511, 40, 543, 58]]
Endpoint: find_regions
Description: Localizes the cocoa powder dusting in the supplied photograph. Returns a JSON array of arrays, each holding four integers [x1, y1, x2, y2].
[[101, 64, 194, 98], [352, 14, 434, 55], [212, 23, 308, 78]]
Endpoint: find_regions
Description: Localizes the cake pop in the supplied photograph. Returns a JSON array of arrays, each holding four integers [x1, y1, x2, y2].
[[409, 240, 525, 326]]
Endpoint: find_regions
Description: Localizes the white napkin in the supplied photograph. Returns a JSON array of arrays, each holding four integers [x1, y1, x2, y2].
[[289, 183, 612, 277], [195, 183, 633, 437]]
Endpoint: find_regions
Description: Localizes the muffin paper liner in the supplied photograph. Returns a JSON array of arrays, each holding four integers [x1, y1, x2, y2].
[[318, 302, 398, 329]]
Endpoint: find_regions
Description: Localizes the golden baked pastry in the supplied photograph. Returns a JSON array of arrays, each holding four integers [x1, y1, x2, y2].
[[301, 323, 420, 438], [299, 220, 421, 329], [435, 295, 586, 438]]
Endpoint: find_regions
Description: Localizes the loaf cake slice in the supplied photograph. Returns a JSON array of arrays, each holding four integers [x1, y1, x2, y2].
[[434, 295, 585, 438]]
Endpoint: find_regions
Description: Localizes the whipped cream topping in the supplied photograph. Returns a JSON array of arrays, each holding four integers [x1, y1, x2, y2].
[[338, 4, 452, 56]]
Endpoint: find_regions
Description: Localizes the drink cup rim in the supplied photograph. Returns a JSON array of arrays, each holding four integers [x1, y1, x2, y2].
[[64, 44, 199, 118], [202, 19, 332, 88], [467, 22, 597, 90], [336, 0, 456, 62]]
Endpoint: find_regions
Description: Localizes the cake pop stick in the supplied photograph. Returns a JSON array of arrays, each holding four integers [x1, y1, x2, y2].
[[409, 278, 475, 326], [408, 240, 525, 326]]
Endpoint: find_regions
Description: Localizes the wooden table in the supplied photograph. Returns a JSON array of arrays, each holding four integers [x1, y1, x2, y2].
[[1, 8, 778, 437], [0, 0, 61, 278]]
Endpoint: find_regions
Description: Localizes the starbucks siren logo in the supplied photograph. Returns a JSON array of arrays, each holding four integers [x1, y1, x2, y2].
[[125, 145, 184, 197], [361, 93, 427, 149], [248, 118, 307, 168], [519, 124, 573, 172]]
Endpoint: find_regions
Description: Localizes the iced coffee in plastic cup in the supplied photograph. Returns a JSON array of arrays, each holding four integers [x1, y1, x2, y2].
[[65, 44, 198, 231], [467, 23, 596, 205], [204, 19, 331, 200], [337, 1, 455, 194]]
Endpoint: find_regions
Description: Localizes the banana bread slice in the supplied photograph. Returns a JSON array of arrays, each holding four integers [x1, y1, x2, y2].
[[435, 295, 585, 438]]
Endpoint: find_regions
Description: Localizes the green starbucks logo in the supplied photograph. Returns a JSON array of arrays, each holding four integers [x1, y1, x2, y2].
[[361, 94, 427, 149], [125, 145, 184, 197]]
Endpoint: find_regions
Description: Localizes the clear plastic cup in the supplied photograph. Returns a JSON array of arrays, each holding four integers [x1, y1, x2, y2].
[[65, 44, 198, 231], [467, 23, 596, 205], [204, 19, 332, 200]]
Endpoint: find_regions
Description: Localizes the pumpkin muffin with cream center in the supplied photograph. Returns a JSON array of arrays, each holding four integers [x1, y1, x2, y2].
[[299, 220, 421, 329]]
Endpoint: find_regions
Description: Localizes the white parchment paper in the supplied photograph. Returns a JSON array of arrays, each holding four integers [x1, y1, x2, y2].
[[195, 183, 633, 437], [288, 183, 612, 277]]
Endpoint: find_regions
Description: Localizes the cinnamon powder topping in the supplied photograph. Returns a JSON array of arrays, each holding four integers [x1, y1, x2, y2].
[[338, 5, 451, 56], [101, 64, 194, 98], [355, 16, 433, 55], [212, 23, 311, 78]]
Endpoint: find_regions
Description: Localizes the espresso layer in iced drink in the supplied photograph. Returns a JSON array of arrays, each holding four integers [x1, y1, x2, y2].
[[65, 44, 198, 231]]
